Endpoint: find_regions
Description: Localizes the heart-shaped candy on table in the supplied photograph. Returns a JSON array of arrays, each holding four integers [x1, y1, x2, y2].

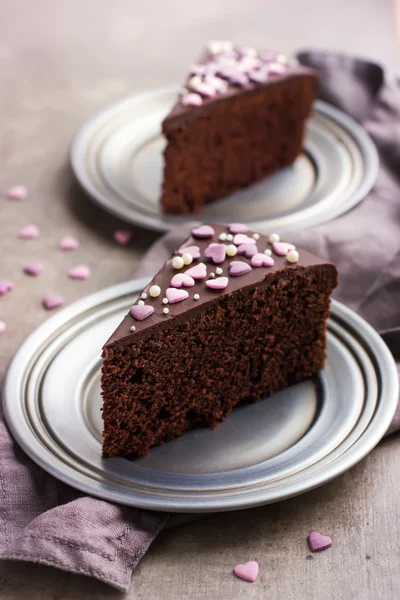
[[237, 243, 257, 257], [185, 262, 207, 279], [43, 295, 64, 310], [228, 223, 249, 234], [191, 225, 215, 239], [60, 236, 80, 250], [272, 241, 295, 256], [170, 273, 195, 288], [19, 224, 40, 240], [165, 288, 189, 303], [68, 265, 90, 280], [251, 253, 274, 267], [308, 531, 333, 552], [205, 276, 229, 290], [178, 245, 201, 259], [233, 234, 256, 246], [204, 243, 226, 264], [233, 560, 259, 582], [229, 261, 252, 277], [130, 304, 154, 321]]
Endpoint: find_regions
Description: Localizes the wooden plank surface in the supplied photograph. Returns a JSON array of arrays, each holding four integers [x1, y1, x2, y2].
[[0, 1, 398, 598]]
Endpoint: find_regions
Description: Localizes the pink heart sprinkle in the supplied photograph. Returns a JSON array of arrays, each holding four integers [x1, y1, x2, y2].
[[237, 243, 257, 257], [204, 243, 226, 264], [68, 265, 90, 280], [19, 224, 39, 240], [185, 262, 207, 280], [191, 225, 215, 239], [181, 93, 202, 107], [234, 561, 259, 582], [43, 295, 64, 310], [273, 241, 295, 256], [24, 263, 43, 276], [0, 320, 6, 334], [6, 185, 27, 200], [60, 236, 80, 251], [229, 261, 252, 277], [130, 304, 154, 321], [114, 230, 132, 245], [171, 273, 195, 288], [251, 253, 275, 267], [233, 234, 256, 246], [166, 288, 189, 303], [308, 531, 333, 552], [178, 245, 201, 259], [205, 276, 229, 290], [228, 223, 249, 234], [0, 280, 14, 295]]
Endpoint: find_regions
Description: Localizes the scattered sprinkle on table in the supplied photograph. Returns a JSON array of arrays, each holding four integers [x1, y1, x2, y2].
[[0, 320, 6, 334], [6, 185, 27, 200], [308, 531, 333, 552], [43, 295, 64, 310], [0, 280, 14, 296], [233, 560, 259, 582], [60, 236, 80, 251], [24, 263, 43, 277], [114, 230, 132, 245], [68, 265, 90, 280], [18, 224, 39, 240]]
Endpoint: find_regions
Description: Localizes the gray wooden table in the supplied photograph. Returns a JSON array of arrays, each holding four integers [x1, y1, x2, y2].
[[0, 1, 399, 598]]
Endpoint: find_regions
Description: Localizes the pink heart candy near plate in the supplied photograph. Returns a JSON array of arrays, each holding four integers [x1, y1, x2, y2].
[[233, 560, 259, 582]]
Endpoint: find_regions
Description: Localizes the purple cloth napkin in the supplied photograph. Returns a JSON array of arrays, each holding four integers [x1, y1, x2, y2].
[[1, 51, 400, 592]]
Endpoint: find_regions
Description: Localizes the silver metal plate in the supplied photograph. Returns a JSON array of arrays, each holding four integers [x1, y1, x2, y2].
[[3, 279, 398, 513], [70, 87, 379, 233]]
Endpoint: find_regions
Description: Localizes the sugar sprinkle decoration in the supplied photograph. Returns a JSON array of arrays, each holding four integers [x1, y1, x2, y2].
[[114, 230, 132, 245], [216, 267, 223, 275], [233, 234, 256, 246], [0, 280, 14, 296], [24, 263, 43, 277], [233, 560, 259, 583], [273, 241, 296, 256], [149, 285, 161, 298], [268, 233, 280, 244], [181, 93, 202, 107], [228, 223, 249, 234], [6, 185, 27, 200], [141, 292, 148, 299], [264, 248, 272, 256], [0, 320, 6, 334], [68, 264, 90, 280], [178, 245, 201, 259], [43, 295, 64, 310], [130, 325, 136, 332], [181, 252, 193, 266], [206, 276, 229, 290], [287, 249, 300, 263], [191, 225, 215, 239], [204, 243, 226, 264], [251, 253, 274, 267], [308, 531, 333, 553], [138, 300, 145, 306], [163, 307, 170, 314], [171, 273, 195, 288], [60, 236, 80, 251], [252, 233, 260, 240], [185, 263, 207, 279], [19, 224, 39, 240], [165, 288, 189, 304], [162, 297, 169, 304], [219, 232, 227, 241], [226, 244, 238, 257], [229, 261, 252, 277], [226, 234, 233, 242], [172, 256, 185, 270], [130, 304, 154, 321], [194, 293, 200, 300], [237, 243, 257, 258]]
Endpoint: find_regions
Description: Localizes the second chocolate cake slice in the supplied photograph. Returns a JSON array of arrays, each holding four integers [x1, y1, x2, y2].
[[101, 224, 337, 458]]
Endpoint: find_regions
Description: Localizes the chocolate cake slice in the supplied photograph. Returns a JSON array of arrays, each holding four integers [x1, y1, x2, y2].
[[161, 41, 319, 214], [101, 224, 337, 458]]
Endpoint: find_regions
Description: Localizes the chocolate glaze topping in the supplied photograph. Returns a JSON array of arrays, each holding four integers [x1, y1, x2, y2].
[[105, 224, 338, 349]]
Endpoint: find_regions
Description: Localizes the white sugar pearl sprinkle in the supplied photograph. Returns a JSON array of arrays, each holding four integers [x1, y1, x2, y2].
[[141, 292, 147, 299], [226, 244, 237, 257], [252, 233, 260, 240], [194, 293, 200, 300], [226, 234, 233, 241], [163, 307, 170, 314], [149, 285, 161, 298], [162, 298, 169, 304], [287, 249, 300, 263], [130, 325, 136, 332], [172, 256, 184, 269], [210, 272, 216, 278], [264, 248, 272, 256], [138, 300, 145, 306], [219, 232, 227, 241], [216, 267, 223, 275], [268, 233, 280, 244], [182, 252, 193, 266]]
